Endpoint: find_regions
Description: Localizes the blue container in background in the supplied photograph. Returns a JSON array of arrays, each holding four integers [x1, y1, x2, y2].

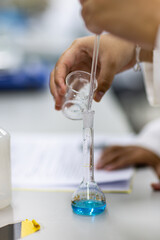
[[0, 62, 51, 90]]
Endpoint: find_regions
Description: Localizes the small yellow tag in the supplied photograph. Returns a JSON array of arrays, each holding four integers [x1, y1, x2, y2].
[[21, 219, 40, 238]]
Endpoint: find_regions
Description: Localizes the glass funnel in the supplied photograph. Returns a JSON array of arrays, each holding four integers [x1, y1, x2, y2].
[[71, 111, 106, 216]]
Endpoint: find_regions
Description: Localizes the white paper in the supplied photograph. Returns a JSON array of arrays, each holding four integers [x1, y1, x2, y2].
[[11, 133, 134, 192]]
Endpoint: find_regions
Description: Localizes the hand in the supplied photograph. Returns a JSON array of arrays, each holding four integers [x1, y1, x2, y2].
[[80, 0, 160, 49], [96, 145, 160, 190], [50, 34, 136, 110]]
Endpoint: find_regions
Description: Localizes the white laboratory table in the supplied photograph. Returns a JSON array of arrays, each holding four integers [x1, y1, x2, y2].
[[0, 168, 160, 240], [0, 88, 137, 240]]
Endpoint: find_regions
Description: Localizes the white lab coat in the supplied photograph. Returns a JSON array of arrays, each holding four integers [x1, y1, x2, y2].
[[133, 27, 160, 157], [143, 27, 160, 107], [133, 118, 160, 158]]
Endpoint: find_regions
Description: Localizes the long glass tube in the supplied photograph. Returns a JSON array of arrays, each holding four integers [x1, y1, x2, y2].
[[87, 35, 100, 111], [82, 111, 94, 185]]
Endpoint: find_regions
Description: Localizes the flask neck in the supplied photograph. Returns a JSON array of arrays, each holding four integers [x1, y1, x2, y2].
[[82, 111, 95, 183]]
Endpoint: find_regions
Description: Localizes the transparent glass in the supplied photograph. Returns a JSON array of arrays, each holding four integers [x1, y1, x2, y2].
[[62, 71, 97, 120], [71, 111, 106, 216]]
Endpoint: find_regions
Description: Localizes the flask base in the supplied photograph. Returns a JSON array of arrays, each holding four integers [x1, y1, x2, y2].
[[71, 199, 106, 216]]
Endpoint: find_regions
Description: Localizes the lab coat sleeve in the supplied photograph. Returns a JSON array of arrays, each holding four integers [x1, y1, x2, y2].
[[142, 27, 160, 106], [143, 52, 160, 106], [132, 118, 160, 158], [133, 28, 160, 157]]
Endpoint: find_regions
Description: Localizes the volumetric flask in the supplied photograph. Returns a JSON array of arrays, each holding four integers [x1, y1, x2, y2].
[[62, 70, 97, 120], [71, 111, 106, 216]]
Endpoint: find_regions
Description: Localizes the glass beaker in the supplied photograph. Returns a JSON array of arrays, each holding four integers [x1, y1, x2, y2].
[[62, 70, 97, 120], [71, 111, 106, 216]]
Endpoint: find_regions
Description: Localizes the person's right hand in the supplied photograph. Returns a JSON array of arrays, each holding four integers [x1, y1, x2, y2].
[[50, 34, 137, 110]]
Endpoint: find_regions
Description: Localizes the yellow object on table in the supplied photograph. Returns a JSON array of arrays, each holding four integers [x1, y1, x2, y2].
[[21, 219, 40, 238]]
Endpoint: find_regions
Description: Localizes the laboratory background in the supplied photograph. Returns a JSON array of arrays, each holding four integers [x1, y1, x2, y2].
[[0, 1, 160, 240], [1, 0, 159, 135]]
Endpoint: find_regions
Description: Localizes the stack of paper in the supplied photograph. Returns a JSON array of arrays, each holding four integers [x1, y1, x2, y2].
[[11, 134, 134, 193]]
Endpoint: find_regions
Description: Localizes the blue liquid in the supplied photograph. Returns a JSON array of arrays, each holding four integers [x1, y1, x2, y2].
[[72, 200, 106, 216]]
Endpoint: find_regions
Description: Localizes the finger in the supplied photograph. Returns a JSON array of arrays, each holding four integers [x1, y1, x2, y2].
[[50, 69, 64, 108], [103, 147, 148, 170], [96, 146, 126, 169], [51, 45, 79, 97], [50, 73, 63, 110], [102, 145, 126, 154], [50, 69, 57, 99], [151, 183, 160, 191], [94, 61, 115, 102], [152, 164, 160, 190], [50, 83, 62, 110], [50, 46, 81, 109], [96, 147, 127, 169], [54, 63, 68, 95], [104, 155, 134, 171]]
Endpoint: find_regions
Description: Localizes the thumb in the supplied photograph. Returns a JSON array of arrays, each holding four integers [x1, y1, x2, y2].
[[94, 65, 115, 102]]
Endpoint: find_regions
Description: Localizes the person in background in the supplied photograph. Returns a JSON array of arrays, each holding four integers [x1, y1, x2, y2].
[[50, 34, 152, 109], [79, 0, 160, 107], [50, 34, 160, 190], [96, 118, 160, 191], [78, 0, 160, 190], [50, 0, 160, 190]]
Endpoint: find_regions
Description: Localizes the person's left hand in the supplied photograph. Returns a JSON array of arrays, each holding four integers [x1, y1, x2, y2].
[[96, 145, 160, 190], [80, 0, 160, 49]]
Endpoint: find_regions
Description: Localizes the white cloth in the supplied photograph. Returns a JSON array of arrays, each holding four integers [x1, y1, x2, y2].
[[135, 28, 160, 157], [143, 27, 160, 106], [133, 118, 160, 158]]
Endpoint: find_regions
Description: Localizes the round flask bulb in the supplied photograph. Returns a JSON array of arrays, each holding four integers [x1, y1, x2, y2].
[[71, 181, 106, 216]]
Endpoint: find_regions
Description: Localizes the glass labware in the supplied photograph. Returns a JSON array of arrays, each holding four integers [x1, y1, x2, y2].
[[71, 111, 106, 216], [62, 70, 97, 120]]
